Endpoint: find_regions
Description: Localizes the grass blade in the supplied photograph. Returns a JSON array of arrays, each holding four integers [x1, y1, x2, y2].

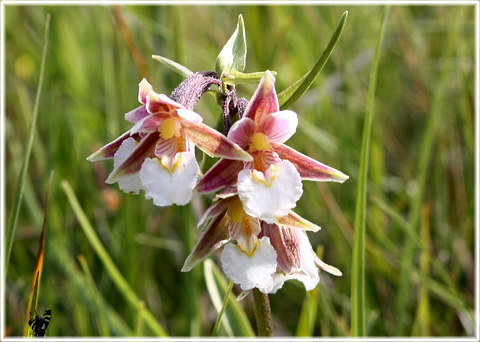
[[351, 6, 389, 337], [23, 170, 53, 336], [204, 259, 255, 337], [394, 7, 469, 335], [412, 205, 431, 336], [6, 13, 50, 274], [211, 280, 234, 336], [278, 11, 348, 110], [77, 254, 111, 336], [61, 180, 168, 337], [296, 288, 318, 337]]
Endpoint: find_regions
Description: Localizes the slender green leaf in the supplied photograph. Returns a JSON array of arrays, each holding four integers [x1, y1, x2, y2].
[[204, 259, 255, 337], [211, 280, 234, 336], [135, 301, 146, 337], [296, 288, 318, 337], [77, 255, 111, 336], [412, 205, 431, 336], [25, 272, 40, 338], [278, 11, 348, 110], [61, 180, 168, 337], [152, 54, 194, 78], [223, 69, 276, 86], [6, 14, 50, 274], [351, 7, 389, 337]]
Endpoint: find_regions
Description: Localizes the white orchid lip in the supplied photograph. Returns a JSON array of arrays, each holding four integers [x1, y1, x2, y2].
[[139, 152, 199, 207], [221, 237, 277, 292], [238, 160, 303, 224]]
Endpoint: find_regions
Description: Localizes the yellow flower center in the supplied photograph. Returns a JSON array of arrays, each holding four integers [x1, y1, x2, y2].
[[160, 118, 180, 140], [251, 132, 270, 152], [160, 153, 182, 174], [251, 164, 278, 188]]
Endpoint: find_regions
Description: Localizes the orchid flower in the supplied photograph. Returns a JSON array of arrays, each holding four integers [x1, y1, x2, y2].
[[185, 71, 347, 294], [196, 70, 348, 222], [181, 191, 332, 293], [87, 78, 252, 206]]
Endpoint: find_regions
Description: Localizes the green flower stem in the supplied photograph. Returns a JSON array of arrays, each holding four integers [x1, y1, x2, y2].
[[253, 288, 274, 337]]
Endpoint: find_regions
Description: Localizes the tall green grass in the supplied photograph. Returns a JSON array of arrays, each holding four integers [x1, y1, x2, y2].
[[4, 5, 476, 337], [351, 6, 389, 337]]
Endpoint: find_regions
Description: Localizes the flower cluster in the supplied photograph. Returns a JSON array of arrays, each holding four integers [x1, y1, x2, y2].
[[87, 77, 252, 206], [88, 16, 348, 295], [182, 71, 348, 293]]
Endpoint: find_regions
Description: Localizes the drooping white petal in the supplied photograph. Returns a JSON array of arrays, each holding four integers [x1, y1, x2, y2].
[[139, 152, 199, 206], [237, 160, 303, 223], [221, 237, 277, 291], [112, 137, 144, 194], [267, 269, 319, 294]]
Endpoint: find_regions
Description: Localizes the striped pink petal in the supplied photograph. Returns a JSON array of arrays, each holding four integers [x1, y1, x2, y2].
[[259, 110, 298, 144], [106, 132, 158, 183], [243, 71, 279, 123], [125, 105, 150, 124], [273, 142, 349, 183], [176, 109, 203, 124], [182, 210, 230, 272], [146, 91, 184, 114], [227, 117, 255, 148], [130, 113, 168, 134], [196, 158, 244, 195], [138, 78, 153, 104], [87, 130, 133, 162], [182, 122, 252, 161]]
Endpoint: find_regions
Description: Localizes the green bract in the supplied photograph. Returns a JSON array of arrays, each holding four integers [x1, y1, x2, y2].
[[215, 14, 247, 80]]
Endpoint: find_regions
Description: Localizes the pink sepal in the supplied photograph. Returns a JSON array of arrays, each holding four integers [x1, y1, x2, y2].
[[273, 143, 349, 183]]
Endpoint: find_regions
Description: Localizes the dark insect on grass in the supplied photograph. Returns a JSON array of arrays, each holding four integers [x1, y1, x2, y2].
[[29, 309, 51, 337]]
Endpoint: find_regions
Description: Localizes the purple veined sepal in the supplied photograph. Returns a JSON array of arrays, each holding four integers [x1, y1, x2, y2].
[[272, 142, 349, 183]]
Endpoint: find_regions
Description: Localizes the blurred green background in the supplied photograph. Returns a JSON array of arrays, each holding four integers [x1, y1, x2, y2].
[[4, 4, 476, 337]]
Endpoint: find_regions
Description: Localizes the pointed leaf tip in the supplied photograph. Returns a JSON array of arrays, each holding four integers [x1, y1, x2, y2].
[[215, 14, 247, 77], [152, 55, 194, 78], [278, 11, 348, 110]]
